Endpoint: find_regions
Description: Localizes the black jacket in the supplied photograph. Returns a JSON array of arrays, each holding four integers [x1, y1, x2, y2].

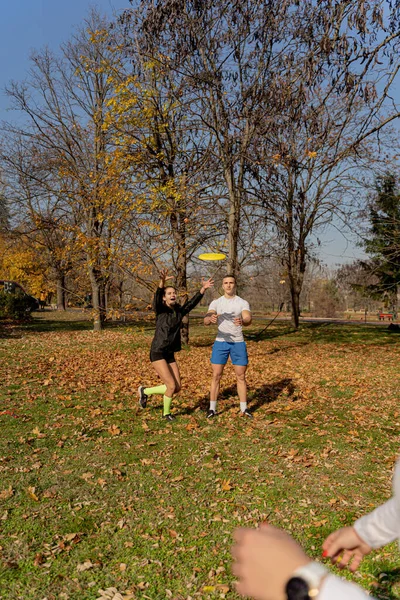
[[150, 287, 204, 353]]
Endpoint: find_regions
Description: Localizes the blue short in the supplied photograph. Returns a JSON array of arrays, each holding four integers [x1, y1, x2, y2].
[[211, 341, 248, 366]]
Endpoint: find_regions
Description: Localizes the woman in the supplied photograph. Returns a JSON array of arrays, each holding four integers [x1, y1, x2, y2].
[[138, 269, 213, 420]]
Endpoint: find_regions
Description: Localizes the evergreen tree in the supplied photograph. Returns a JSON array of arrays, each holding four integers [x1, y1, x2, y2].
[[363, 173, 400, 309]]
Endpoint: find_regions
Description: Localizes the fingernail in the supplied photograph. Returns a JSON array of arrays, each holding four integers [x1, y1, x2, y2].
[[322, 550, 328, 557]]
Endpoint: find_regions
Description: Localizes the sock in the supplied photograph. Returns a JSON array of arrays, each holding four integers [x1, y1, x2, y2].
[[210, 401, 217, 412], [163, 395, 172, 416], [240, 402, 247, 413], [144, 384, 167, 396]]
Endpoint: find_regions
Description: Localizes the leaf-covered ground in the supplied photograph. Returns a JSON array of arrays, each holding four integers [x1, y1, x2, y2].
[[0, 315, 399, 600]]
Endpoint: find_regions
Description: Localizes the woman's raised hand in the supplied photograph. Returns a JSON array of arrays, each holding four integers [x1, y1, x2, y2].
[[200, 278, 214, 294], [159, 269, 174, 287]]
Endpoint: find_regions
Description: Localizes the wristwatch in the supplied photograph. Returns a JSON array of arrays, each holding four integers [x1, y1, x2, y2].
[[285, 562, 328, 600]]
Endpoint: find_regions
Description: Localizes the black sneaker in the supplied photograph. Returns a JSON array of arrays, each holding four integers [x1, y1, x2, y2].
[[163, 413, 175, 421], [206, 409, 216, 418], [138, 386, 148, 408], [240, 409, 253, 419]]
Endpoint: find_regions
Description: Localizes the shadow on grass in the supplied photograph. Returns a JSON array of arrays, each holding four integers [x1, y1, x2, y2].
[[1, 315, 156, 335], [180, 377, 296, 417], [367, 566, 400, 600], [245, 324, 298, 342], [246, 321, 400, 346]]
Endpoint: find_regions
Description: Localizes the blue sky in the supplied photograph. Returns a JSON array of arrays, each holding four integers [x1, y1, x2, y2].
[[0, 0, 127, 123], [0, 1, 374, 267]]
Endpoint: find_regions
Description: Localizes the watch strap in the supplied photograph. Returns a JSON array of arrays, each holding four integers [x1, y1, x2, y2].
[[288, 561, 328, 599]]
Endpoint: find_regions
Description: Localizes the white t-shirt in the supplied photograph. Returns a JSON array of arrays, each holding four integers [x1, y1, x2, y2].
[[208, 295, 251, 343]]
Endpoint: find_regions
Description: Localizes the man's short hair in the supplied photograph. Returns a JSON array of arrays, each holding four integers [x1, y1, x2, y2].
[[223, 275, 236, 282]]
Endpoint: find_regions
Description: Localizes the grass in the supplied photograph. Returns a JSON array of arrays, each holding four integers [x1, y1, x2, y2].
[[0, 313, 399, 599]]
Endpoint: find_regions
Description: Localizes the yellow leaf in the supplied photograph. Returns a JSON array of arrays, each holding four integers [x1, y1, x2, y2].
[[108, 424, 121, 435], [27, 486, 39, 501], [221, 479, 233, 491]]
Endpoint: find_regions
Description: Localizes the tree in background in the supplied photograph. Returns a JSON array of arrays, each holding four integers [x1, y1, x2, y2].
[[361, 173, 400, 309], [127, 0, 400, 328], [2, 12, 133, 330], [106, 30, 221, 342], [244, 1, 400, 327]]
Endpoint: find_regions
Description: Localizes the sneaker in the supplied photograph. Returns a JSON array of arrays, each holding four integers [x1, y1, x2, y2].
[[163, 413, 175, 421], [138, 386, 148, 408], [206, 409, 216, 419], [240, 409, 253, 418]]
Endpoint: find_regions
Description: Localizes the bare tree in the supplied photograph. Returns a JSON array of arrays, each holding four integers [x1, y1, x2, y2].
[[2, 11, 132, 329], [125, 0, 400, 327]]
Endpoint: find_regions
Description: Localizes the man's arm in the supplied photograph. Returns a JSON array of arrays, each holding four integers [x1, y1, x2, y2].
[[233, 310, 252, 327], [204, 310, 218, 325], [242, 309, 252, 326]]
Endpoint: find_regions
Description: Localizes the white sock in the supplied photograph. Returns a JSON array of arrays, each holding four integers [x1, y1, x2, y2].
[[210, 401, 217, 412], [240, 402, 247, 412]]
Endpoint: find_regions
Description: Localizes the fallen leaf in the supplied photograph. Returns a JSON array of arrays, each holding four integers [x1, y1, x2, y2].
[[27, 486, 39, 501], [0, 486, 13, 500], [76, 560, 94, 572], [221, 479, 234, 491]]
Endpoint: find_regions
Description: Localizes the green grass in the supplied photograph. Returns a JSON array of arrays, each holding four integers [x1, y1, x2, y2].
[[0, 315, 399, 599]]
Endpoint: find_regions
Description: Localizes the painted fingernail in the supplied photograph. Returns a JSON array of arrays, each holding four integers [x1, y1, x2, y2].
[[322, 550, 328, 557]]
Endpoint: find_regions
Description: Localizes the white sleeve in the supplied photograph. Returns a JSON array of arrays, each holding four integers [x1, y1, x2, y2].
[[320, 575, 375, 600], [354, 497, 399, 548], [208, 299, 218, 313], [241, 299, 251, 312]]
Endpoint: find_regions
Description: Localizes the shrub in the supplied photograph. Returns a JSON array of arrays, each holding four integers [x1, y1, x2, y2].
[[0, 290, 37, 320]]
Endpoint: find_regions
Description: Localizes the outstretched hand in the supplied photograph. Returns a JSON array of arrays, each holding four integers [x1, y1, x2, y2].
[[232, 524, 311, 600], [159, 268, 174, 287], [200, 278, 214, 294], [322, 526, 371, 572]]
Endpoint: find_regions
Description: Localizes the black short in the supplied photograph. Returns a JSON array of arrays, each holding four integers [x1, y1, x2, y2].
[[150, 350, 176, 364]]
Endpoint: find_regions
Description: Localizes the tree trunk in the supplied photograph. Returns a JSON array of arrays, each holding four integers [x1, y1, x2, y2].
[[289, 280, 300, 329], [171, 205, 189, 344], [225, 165, 240, 278], [88, 266, 105, 331], [56, 274, 66, 311], [287, 246, 306, 329]]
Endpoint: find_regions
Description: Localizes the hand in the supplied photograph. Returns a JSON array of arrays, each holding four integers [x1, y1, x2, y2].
[[233, 316, 243, 326], [210, 313, 218, 324], [200, 278, 214, 294], [232, 525, 311, 600], [159, 268, 174, 286], [322, 526, 371, 572]]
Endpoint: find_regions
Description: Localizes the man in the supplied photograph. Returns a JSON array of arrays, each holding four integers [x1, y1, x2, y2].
[[204, 275, 252, 418]]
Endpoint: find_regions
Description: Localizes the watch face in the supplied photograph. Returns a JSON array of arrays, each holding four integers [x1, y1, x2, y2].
[[285, 576, 310, 600]]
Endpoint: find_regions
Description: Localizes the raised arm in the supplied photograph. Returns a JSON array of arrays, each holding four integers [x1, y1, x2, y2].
[[181, 278, 214, 317]]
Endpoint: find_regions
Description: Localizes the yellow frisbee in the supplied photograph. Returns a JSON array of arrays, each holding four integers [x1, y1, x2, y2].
[[198, 253, 226, 261]]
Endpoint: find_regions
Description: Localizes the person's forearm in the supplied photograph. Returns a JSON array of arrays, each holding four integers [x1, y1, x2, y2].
[[354, 498, 399, 549], [242, 316, 252, 326], [319, 574, 374, 600]]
